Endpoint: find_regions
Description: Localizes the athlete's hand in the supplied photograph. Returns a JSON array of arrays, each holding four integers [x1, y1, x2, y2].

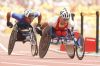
[[36, 23, 41, 27], [7, 22, 13, 28], [35, 23, 42, 36]]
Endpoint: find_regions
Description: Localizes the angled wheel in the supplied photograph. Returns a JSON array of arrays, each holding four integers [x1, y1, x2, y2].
[[31, 32, 38, 56], [66, 42, 75, 59], [8, 25, 17, 55], [65, 31, 75, 59], [76, 35, 85, 60], [31, 44, 38, 56], [39, 26, 51, 58]]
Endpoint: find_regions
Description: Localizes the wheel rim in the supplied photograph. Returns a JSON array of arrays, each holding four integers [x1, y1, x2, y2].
[[39, 26, 51, 58], [31, 32, 38, 56], [76, 46, 84, 57], [39, 36, 51, 58], [31, 45, 36, 56], [66, 44, 75, 59], [8, 29, 17, 55], [76, 35, 85, 60]]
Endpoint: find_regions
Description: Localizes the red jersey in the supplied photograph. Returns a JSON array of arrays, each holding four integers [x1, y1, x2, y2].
[[54, 16, 68, 36]]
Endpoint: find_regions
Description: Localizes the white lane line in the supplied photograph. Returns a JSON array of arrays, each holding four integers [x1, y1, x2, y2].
[[49, 48, 100, 56], [71, 62, 99, 66], [49, 48, 66, 54], [0, 62, 47, 66], [1, 58, 100, 66], [34, 60, 100, 66], [11, 53, 26, 56], [0, 42, 27, 55], [85, 53, 100, 56], [0, 51, 27, 56], [34, 59, 100, 66], [0, 43, 7, 52]]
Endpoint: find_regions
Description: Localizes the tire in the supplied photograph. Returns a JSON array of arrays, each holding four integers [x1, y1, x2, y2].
[[76, 35, 85, 60], [8, 26, 17, 55], [31, 32, 38, 56], [66, 43, 75, 59], [66, 31, 75, 59], [31, 44, 38, 56], [39, 26, 51, 58]]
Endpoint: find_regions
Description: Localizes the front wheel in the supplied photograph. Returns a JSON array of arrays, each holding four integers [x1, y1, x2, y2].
[[66, 43, 75, 59], [31, 32, 38, 56], [31, 44, 38, 56], [76, 35, 85, 60]]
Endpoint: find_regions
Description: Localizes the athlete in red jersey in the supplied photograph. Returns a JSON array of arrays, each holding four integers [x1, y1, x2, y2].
[[48, 8, 75, 37]]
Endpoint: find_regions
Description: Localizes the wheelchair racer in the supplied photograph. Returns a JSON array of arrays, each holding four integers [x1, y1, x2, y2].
[[6, 9, 42, 35], [48, 8, 75, 38]]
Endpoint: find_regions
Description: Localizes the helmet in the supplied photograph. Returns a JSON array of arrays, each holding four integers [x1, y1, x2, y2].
[[60, 8, 70, 20], [24, 9, 34, 17]]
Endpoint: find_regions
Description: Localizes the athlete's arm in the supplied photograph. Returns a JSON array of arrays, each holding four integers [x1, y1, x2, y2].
[[33, 11, 42, 25], [7, 12, 11, 22], [38, 14, 42, 24], [6, 12, 13, 28]]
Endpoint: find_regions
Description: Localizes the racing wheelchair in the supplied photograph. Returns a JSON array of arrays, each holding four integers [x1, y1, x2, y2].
[[8, 22, 38, 56], [39, 25, 85, 60]]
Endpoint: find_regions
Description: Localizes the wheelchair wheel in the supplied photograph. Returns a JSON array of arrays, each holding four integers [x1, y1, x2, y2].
[[76, 35, 85, 60], [39, 26, 51, 58], [66, 43, 75, 59], [31, 32, 38, 56], [8, 26, 17, 55]]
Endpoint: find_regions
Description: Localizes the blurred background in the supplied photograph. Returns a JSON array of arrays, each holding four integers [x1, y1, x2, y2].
[[0, 0, 100, 39]]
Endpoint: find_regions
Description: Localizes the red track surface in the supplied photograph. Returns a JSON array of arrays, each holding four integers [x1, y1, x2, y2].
[[0, 34, 100, 66]]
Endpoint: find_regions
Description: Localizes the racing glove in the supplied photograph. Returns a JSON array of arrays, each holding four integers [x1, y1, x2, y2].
[[7, 22, 13, 28], [35, 23, 42, 36]]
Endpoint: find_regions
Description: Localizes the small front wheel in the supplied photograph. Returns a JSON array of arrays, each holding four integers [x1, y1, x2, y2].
[[31, 44, 38, 56], [76, 35, 85, 60], [31, 32, 38, 56], [66, 43, 75, 59]]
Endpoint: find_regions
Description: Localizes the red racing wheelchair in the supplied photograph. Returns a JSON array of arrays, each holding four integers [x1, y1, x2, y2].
[[39, 25, 85, 60]]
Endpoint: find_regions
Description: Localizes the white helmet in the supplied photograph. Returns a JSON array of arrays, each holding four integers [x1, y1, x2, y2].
[[24, 9, 34, 17], [60, 8, 70, 20]]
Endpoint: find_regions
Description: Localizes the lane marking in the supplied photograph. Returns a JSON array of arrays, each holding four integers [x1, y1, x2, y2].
[[31, 59, 100, 66], [49, 48, 100, 56], [0, 62, 47, 66], [1, 57, 100, 66], [0, 51, 28, 56], [49, 48, 66, 54], [0, 43, 7, 52], [11, 53, 26, 56], [85, 53, 100, 56]]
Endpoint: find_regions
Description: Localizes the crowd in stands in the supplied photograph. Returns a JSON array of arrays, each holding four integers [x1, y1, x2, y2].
[[0, 0, 100, 37]]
